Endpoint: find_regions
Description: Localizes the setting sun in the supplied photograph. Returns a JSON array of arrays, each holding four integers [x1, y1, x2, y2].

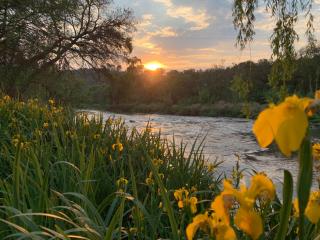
[[144, 61, 164, 71]]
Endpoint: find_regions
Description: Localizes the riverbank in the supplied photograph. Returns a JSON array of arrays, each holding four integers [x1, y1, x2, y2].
[[1, 96, 319, 239], [0, 96, 222, 238], [79, 101, 265, 118]]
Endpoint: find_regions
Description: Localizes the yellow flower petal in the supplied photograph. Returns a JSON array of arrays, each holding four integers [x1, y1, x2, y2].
[[294, 191, 320, 224], [248, 173, 275, 201], [234, 207, 263, 240], [305, 191, 320, 224], [222, 180, 253, 209], [252, 107, 275, 148], [274, 102, 308, 157], [215, 224, 236, 240], [186, 221, 199, 240], [189, 197, 198, 214], [293, 198, 299, 218], [174, 191, 181, 201], [253, 95, 310, 157], [211, 195, 231, 224], [186, 213, 210, 240]]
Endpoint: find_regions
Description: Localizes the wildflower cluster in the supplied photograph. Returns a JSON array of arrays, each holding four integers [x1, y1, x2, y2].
[[2, 92, 320, 239], [186, 173, 275, 240], [252, 91, 320, 239]]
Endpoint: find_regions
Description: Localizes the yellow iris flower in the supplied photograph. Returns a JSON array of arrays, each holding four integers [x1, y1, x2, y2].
[[186, 211, 236, 240], [112, 138, 124, 152], [174, 188, 198, 214], [293, 191, 320, 224], [186, 173, 274, 240], [253, 95, 312, 157], [222, 174, 275, 240], [116, 177, 128, 187]]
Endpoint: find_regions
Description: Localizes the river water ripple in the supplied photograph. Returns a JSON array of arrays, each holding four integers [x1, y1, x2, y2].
[[85, 110, 319, 193]]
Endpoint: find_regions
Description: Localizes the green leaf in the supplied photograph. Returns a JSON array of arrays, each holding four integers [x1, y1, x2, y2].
[[144, 153, 179, 240], [274, 170, 293, 240], [104, 195, 125, 240], [297, 136, 313, 240]]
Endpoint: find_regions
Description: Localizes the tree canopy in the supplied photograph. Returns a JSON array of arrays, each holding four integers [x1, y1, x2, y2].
[[0, 0, 135, 95], [232, 0, 315, 97]]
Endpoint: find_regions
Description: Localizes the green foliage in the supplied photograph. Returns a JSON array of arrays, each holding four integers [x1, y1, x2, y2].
[[230, 74, 251, 101], [2, 47, 319, 118], [230, 74, 252, 117], [18, 50, 315, 118], [0, 96, 320, 239], [0, 96, 221, 239], [0, 0, 135, 96], [232, 0, 315, 97], [297, 136, 313, 240], [274, 170, 293, 240]]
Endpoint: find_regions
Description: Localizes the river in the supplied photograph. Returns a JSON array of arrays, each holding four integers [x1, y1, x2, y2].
[[85, 110, 319, 193]]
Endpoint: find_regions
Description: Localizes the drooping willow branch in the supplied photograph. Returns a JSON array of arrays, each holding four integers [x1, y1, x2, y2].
[[232, 0, 315, 98]]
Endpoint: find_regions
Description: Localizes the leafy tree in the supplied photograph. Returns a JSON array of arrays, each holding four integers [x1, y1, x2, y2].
[[233, 0, 315, 98], [231, 74, 251, 101], [0, 0, 135, 95], [293, 44, 320, 95]]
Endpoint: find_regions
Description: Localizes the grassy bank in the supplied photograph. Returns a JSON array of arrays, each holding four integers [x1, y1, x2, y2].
[[0, 96, 221, 239], [81, 101, 264, 118], [0, 96, 319, 239]]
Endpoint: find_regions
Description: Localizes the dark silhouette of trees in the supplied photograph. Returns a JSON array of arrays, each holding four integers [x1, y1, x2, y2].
[[0, 0, 135, 95]]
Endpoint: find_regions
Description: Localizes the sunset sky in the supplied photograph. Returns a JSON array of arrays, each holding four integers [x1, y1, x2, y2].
[[115, 0, 320, 70]]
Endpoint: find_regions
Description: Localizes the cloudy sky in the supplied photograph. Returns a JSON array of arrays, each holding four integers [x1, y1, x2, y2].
[[114, 0, 320, 70]]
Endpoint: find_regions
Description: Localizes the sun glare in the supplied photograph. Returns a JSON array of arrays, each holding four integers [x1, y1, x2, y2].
[[144, 62, 164, 71]]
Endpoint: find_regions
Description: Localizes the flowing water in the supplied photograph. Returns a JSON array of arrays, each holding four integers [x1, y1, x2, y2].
[[85, 110, 320, 193]]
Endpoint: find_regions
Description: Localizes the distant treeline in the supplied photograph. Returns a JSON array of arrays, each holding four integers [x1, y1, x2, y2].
[[36, 46, 318, 107], [4, 46, 320, 117]]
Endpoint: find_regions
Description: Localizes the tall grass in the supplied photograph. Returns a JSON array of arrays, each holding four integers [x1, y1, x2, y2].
[[1, 96, 319, 239], [0, 97, 220, 239]]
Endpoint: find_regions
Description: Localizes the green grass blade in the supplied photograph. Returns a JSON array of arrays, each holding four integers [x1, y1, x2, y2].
[[297, 137, 313, 240], [144, 153, 179, 240], [274, 170, 293, 240], [104, 195, 125, 240]]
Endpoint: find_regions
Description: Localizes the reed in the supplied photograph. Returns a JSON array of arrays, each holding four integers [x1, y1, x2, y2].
[[0, 96, 220, 239]]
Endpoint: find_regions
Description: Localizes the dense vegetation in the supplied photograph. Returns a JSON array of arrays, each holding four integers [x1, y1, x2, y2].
[[17, 47, 318, 118], [0, 0, 134, 96], [1, 0, 320, 239], [1, 1, 319, 118], [0, 96, 221, 238], [0, 96, 319, 239]]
